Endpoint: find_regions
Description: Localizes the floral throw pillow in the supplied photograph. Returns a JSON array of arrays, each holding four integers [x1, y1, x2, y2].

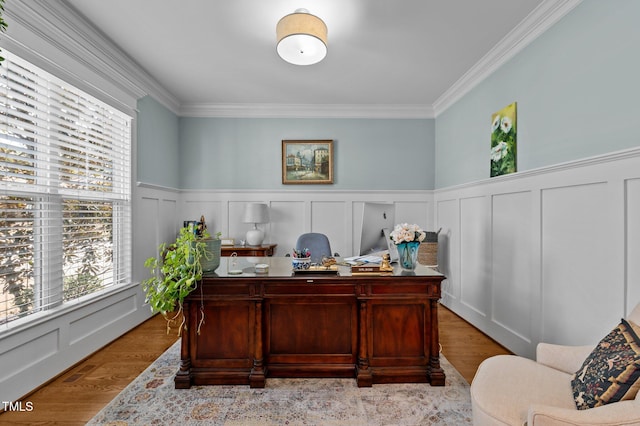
[[571, 319, 640, 410]]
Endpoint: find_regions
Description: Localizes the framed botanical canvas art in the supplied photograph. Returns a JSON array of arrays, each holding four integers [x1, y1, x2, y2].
[[490, 102, 517, 177], [282, 140, 334, 184]]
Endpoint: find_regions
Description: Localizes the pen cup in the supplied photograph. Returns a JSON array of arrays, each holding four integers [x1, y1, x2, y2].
[[292, 257, 311, 270]]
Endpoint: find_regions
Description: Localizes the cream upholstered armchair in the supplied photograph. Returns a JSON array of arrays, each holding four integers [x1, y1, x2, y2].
[[471, 304, 640, 426]]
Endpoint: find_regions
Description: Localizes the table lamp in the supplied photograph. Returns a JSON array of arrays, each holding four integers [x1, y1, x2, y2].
[[242, 202, 269, 246]]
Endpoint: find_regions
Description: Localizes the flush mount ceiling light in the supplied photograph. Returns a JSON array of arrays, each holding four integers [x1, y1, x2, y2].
[[276, 8, 327, 66]]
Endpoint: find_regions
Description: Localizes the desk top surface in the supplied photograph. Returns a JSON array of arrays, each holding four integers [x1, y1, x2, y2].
[[206, 256, 443, 279]]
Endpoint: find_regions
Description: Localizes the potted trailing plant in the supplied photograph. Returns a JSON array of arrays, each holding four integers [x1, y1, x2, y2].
[[142, 225, 221, 335]]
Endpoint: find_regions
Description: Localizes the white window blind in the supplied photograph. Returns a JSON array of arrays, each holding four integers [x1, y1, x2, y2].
[[0, 50, 132, 328]]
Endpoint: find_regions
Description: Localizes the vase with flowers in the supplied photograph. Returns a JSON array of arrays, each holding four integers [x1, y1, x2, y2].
[[389, 223, 426, 271]]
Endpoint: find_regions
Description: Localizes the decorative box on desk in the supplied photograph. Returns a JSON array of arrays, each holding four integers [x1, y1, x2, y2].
[[221, 244, 276, 257]]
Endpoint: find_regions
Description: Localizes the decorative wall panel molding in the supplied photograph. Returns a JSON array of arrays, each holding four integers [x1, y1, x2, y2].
[[435, 149, 640, 358], [175, 190, 433, 258], [0, 285, 150, 403], [627, 179, 640, 316]]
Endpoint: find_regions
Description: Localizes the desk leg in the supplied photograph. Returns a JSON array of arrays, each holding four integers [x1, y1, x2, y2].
[[249, 300, 266, 388], [174, 300, 192, 389], [429, 299, 445, 386], [356, 300, 372, 387]]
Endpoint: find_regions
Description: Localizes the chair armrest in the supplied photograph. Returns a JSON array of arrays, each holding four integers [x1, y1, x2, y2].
[[528, 400, 640, 426], [536, 343, 594, 374]]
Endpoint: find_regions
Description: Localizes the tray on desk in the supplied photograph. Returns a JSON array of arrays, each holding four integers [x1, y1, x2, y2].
[[293, 264, 339, 274]]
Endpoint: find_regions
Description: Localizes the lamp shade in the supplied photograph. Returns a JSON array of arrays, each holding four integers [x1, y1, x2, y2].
[[242, 203, 269, 224], [276, 9, 327, 66]]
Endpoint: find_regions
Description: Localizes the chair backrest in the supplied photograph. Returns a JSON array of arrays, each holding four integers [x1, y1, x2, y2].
[[296, 233, 332, 263]]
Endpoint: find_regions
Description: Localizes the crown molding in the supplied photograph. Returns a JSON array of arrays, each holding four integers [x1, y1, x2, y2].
[[8, 0, 181, 114], [432, 0, 582, 116], [176, 0, 582, 119], [52, 0, 181, 113], [7, 0, 581, 119], [178, 103, 435, 119]]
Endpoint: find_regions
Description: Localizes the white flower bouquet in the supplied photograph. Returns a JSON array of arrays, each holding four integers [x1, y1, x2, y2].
[[389, 223, 426, 245]]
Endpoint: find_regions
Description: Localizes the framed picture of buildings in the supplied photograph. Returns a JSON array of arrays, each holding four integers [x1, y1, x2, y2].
[[282, 140, 334, 184]]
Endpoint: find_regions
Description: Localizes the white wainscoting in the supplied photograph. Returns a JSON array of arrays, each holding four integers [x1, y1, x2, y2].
[[0, 285, 152, 403], [0, 185, 181, 403], [435, 148, 640, 359], [8, 150, 638, 402], [174, 189, 434, 258], [0, 185, 433, 403]]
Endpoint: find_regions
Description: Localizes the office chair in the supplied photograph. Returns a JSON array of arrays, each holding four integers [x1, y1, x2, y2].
[[295, 233, 339, 264]]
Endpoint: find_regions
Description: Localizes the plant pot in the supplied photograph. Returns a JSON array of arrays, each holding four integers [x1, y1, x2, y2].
[[201, 238, 221, 272]]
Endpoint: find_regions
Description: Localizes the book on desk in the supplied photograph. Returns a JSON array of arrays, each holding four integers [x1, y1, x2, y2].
[[345, 251, 394, 274], [351, 264, 380, 273]]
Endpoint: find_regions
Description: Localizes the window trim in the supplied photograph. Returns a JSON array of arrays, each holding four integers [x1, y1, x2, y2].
[[0, 49, 133, 330]]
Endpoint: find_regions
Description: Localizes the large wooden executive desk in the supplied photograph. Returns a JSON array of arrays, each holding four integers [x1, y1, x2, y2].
[[175, 257, 446, 389]]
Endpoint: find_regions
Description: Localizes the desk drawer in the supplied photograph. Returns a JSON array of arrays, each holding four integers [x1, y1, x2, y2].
[[264, 280, 354, 296]]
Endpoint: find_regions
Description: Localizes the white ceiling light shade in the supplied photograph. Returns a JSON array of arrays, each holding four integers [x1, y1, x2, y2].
[[276, 8, 327, 66]]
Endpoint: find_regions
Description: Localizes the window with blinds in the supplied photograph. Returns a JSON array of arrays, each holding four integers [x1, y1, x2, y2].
[[0, 50, 132, 328]]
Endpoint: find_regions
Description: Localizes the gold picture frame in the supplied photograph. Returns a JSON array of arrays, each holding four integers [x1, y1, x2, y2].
[[282, 140, 334, 184]]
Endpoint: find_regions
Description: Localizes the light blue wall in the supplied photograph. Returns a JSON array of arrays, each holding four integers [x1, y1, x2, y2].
[[136, 96, 180, 188], [435, 0, 640, 188], [137, 1, 639, 191], [179, 117, 435, 190]]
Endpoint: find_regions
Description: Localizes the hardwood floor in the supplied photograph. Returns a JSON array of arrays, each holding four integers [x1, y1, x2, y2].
[[0, 314, 180, 426], [0, 304, 510, 425], [439, 305, 512, 383]]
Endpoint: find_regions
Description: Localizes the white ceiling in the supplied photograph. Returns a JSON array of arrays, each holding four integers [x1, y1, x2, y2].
[[64, 0, 551, 116]]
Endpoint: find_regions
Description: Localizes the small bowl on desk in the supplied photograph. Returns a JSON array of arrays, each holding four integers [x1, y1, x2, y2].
[[255, 263, 269, 274], [292, 257, 311, 270]]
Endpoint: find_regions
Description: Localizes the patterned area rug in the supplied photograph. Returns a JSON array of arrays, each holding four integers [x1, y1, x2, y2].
[[88, 341, 472, 425]]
